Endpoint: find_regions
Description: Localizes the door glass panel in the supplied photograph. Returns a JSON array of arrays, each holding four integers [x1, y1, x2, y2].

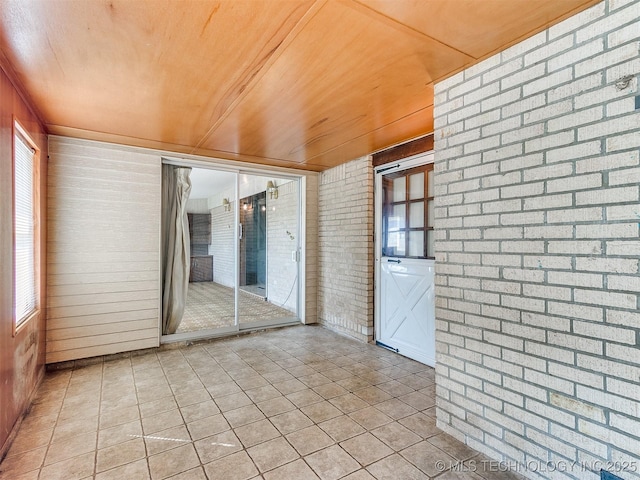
[[409, 231, 424, 257], [409, 202, 424, 228], [392, 204, 406, 229], [239, 173, 298, 328], [239, 191, 266, 293], [427, 230, 435, 258], [382, 163, 434, 259], [387, 231, 405, 256], [427, 169, 434, 195], [392, 177, 405, 202], [409, 173, 424, 200], [427, 200, 434, 228], [177, 167, 237, 335]]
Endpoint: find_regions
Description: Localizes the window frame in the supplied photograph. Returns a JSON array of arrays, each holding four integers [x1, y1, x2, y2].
[[382, 163, 434, 259], [13, 119, 41, 335]]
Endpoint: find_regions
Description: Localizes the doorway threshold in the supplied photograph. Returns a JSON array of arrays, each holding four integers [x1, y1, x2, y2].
[[161, 318, 301, 344]]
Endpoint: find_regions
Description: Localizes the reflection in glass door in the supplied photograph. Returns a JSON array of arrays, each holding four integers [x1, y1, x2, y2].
[[171, 167, 239, 338], [239, 191, 267, 297], [238, 173, 299, 328], [161, 164, 300, 343]]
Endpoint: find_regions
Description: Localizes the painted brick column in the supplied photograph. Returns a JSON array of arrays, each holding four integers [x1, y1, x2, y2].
[[433, 1, 640, 479], [318, 156, 374, 342]]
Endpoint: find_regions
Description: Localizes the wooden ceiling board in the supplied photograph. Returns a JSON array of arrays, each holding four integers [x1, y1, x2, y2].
[[357, 0, 601, 62], [303, 104, 434, 169], [0, 0, 601, 171], [190, 145, 323, 171], [48, 126, 317, 171], [0, 0, 315, 147], [198, 0, 465, 163]]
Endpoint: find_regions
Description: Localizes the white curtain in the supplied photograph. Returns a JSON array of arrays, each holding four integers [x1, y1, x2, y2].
[[161, 164, 192, 335]]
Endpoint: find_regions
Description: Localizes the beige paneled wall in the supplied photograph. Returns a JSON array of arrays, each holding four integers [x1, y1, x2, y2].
[[46, 137, 161, 363]]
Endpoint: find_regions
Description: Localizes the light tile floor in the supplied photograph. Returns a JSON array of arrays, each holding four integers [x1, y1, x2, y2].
[[179, 282, 293, 333], [0, 325, 525, 480]]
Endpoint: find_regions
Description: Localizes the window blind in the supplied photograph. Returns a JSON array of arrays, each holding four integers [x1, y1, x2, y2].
[[14, 131, 36, 326]]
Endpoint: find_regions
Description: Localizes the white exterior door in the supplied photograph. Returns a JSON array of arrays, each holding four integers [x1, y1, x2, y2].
[[375, 153, 436, 366], [379, 258, 435, 366]]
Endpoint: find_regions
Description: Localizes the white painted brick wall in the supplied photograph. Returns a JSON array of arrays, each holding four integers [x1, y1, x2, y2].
[[434, 1, 640, 479], [305, 174, 319, 324], [317, 156, 374, 342]]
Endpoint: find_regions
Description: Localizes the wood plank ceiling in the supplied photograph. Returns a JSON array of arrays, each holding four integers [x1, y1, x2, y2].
[[0, 0, 599, 171]]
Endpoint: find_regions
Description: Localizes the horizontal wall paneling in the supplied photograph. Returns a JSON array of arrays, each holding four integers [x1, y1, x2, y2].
[[46, 137, 161, 363]]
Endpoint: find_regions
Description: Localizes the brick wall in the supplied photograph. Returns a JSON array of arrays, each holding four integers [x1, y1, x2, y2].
[[304, 174, 319, 324], [433, 1, 640, 479], [318, 156, 374, 342]]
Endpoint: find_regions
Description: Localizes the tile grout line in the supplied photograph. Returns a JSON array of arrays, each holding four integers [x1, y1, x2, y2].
[[5, 327, 467, 480]]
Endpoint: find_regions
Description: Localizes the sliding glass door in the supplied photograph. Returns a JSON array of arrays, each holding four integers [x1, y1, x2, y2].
[[171, 167, 238, 338], [238, 173, 299, 329], [161, 163, 300, 343]]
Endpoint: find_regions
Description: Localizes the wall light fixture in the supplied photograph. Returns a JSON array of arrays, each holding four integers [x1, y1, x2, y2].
[[266, 180, 279, 200]]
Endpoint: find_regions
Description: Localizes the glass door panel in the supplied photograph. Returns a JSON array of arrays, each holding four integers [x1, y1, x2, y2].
[[427, 200, 435, 228], [408, 231, 424, 257], [238, 173, 299, 328], [392, 177, 406, 202], [392, 204, 406, 229], [382, 163, 434, 259], [174, 167, 238, 337], [409, 173, 424, 199], [409, 202, 424, 228]]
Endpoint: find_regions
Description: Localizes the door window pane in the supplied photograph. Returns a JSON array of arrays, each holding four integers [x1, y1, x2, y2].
[[392, 204, 406, 229], [409, 173, 424, 200], [427, 169, 434, 195], [427, 200, 435, 228], [409, 202, 424, 228], [387, 231, 405, 256], [392, 177, 405, 202], [382, 163, 434, 259], [241, 174, 299, 326], [409, 231, 424, 257], [180, 167, 237, 334]]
